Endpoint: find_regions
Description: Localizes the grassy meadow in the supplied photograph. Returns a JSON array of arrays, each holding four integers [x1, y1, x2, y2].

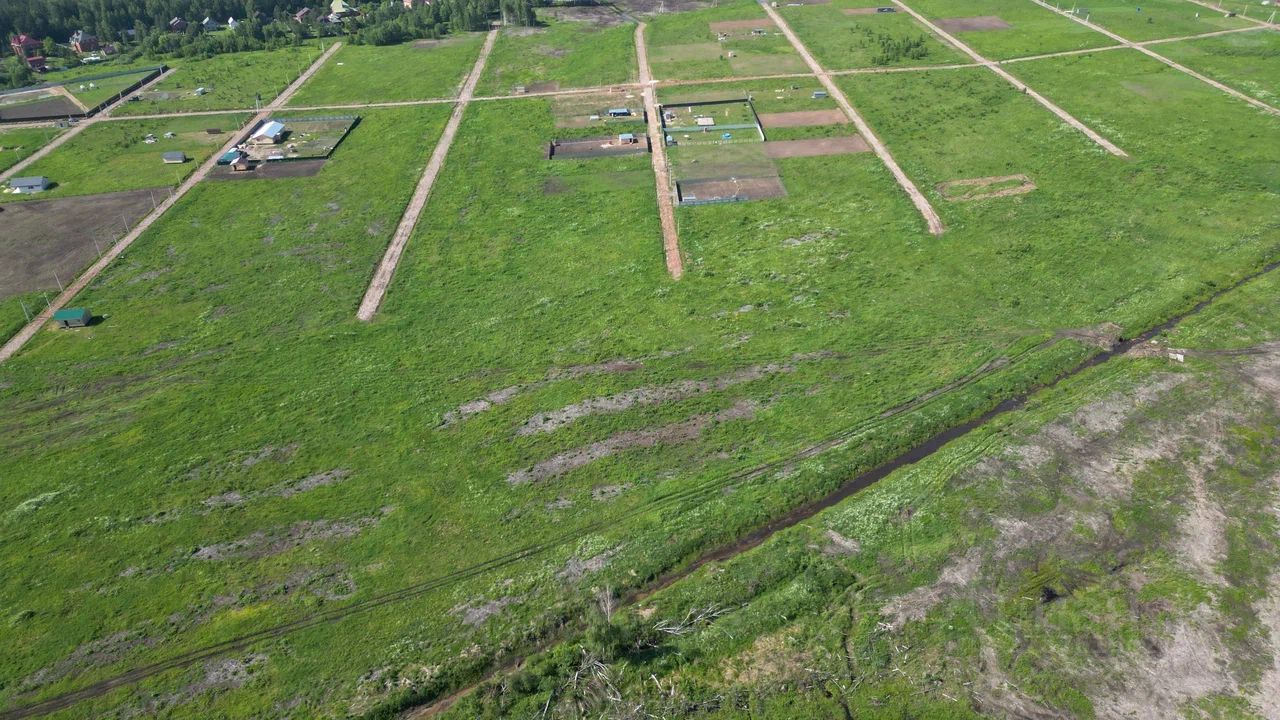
[[645, 0, 808, 80], [476, 21, 638, 96], [63, 69, 159, 110], [1156, 28, 1280, 105], [0, 113, 248, 203], [113, 46, 324, 116], [779, 0, 965, 70], [895, 0, 1117, 58], [286, 35, 486, 106], [0, 126, 63, 172], [2, 12, 1280, 720]]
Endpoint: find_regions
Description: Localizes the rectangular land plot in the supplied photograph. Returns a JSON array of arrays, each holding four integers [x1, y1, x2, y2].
[[762, 135, 869, 157], [759, 109, 850, 127], [895, 0, 1116, 59], [0, 88, 83, 121], [778, 0, 966, 70], [63, 69, 160, 111], [238, 115, 358, 163], [1064, 0, 1254, 42], [644, 0, 808, 80], [477, 21, 638, 96], [1155, 29, 1280, 106], [0, 113, 249, 203], [549, 134, 651, 158], [0, 126, 63, 173], [113, 46, 322, 116], [935, 15, 1012, 31], [287, 35, 487, 106], [677, 174, 787, 204]]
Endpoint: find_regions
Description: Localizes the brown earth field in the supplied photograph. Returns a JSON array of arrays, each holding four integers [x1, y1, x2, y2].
[[762, 135, 869, 158], [758, 109, 849, 128], [936, 15, 1013, 31], [207, 159, 328, 180], [549, 136, 651, 159], [676, 175, 786, 203], [0, 188, 163, 298], [0, 95, 83, 122]]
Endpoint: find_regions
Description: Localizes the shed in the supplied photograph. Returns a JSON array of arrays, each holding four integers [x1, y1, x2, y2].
[[217, 149, 242, 165], [10, 176, 49, 194], [250, 120, 285, 144], [607, 108, 632, 117], [53, 307, 92, 328], [812, 90, 828, 99], [617, 132, 637, 144], [162, 151, 187, 164]]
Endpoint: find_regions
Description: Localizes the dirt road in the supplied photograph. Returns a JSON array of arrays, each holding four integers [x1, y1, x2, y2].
[[0, 44, 342, 365], [893, 0, 1128, 157], [636, 23, 684, 280], [356, 29, 498, 322], [0, 68, 175, 184], [1180, 0, 1279, 26], [1029, 0, 1280, 117], [759, 0, 945, 235]]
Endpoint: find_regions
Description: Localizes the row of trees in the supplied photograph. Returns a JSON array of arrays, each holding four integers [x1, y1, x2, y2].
[[1, 0, 540, 88]]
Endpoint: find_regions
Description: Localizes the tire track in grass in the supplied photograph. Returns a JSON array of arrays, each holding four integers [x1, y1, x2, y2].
[[0, 43, 343, 366], [891, 0, 1129, 157], [356, 28, 499, 321]]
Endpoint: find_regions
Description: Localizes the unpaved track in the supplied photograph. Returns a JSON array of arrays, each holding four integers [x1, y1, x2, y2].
[[0, 44, 341, 366], [894, 0, 1128, 157], [636, 23, 684, 279], [1180, 0, 1279, 27], [356, 29, 498, 321], [1028, 0, 1280, 117], [0, 68, 175, 184], [760, 0, 945, 235]]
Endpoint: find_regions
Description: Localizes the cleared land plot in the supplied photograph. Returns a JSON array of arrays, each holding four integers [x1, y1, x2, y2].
[[779, 1, 966, 69], [0, 113, 248, 203], [477, 21, 638, 96], [287, 35, 486, 106], [1065, 0, 1254, 42], [208, 158, 327, 180], [549, 135, 651, 158], [0, 188, 160, 299], [113, 47, 321, 116], [240, 116, 358, 162], [0, 89, 82, 121], [550, 93, 648, 128], [759, 108, 850, 127], [645, 0, 809, 80], [63, 70, 159, 110], [1156, 29, 1280, 106], [935, 15, 1012, 31], [677, 174, 787, 203], [896, 0, 1116, 58], [0, 126, 64, 173], [762, 134, 868, 156]]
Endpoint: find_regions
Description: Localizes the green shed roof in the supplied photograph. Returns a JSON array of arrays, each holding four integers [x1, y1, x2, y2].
[[53, 307, 91, 321]]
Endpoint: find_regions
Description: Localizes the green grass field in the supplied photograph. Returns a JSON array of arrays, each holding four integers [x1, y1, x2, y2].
[[645, 0, 809, 80], [113, 46, 323, 116], [780, 0, 966, 70], [1068, 0, 1254, 41], [287, 35, 487, 106], [895, 0, 1118, 58], [477, 21, 638, 96], [0, 126, 63, 172], [1156, 28, 1280, 105], [3, 9, 1280, 719], [63, 69, 159, 110], [0, 113, 248, 203]]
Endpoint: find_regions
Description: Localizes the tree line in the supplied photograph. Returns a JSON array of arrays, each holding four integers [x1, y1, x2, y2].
[[1, 0, 537, 89]]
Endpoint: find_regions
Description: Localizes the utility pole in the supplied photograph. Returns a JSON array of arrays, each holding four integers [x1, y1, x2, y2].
[[53, 270, 64, 292], [19, 298, 31, 322]]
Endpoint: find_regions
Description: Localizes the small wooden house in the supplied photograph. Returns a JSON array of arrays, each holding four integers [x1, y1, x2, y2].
[[53, 307, 91, 328]]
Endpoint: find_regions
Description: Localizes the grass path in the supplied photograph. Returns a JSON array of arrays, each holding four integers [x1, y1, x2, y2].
[[356, 29, 499, 321], [636, 23, 684, 279], [893, 0, 1129, 157], [758, 0, 945, 235], [0, 43, 342, 365]]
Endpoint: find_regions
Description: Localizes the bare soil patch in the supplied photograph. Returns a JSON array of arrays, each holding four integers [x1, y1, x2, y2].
[[507, 400, 757, 484], [758, 109, 849, 128], [0, 188, 161, 299], [208, 159, 327, 180], [709, 18, 778, 33], [763, 135, 869, 158], [677, 175, 786, 204], [936, 16, 1012, 32], [0, 95, 82, 121], [524, 81, 561, 94], [558, 546, 621, 582], [451, 596, 520, 626], [191, 510, 385, 561], [549, 135, 651, 159], [938, 174, 1035, 202]]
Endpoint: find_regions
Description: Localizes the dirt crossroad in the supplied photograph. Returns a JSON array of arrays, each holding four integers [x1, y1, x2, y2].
[[1029, 0, 1280, 117], [636, 23, 685, 280], [0, 42, 342, 365], [356, 29, 499, 322], [759, 0, 945, 235], [893, 0, 1128, 157]]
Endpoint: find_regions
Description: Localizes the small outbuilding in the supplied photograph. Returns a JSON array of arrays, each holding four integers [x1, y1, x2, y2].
[[162, 151, 187, 164], [617, 132, 637, 144], [9, 176, 50, 194], [607, 108, 632, 117], [250, 120, 285, 145], [53, 307, 92, 328]]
